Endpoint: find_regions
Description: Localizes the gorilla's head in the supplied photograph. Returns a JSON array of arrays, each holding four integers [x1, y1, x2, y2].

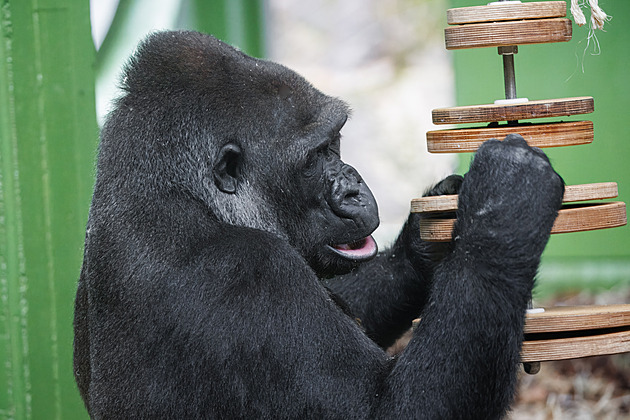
[[101, 31, 379, 276]]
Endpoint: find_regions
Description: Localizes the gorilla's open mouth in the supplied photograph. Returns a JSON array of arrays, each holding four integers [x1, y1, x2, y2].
[[328, 235, 378, 261]]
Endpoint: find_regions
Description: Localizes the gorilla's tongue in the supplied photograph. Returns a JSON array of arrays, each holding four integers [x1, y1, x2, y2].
[[332, 235, 378, 261]]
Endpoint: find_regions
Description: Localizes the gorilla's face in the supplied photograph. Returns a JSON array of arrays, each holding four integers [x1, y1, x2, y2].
[[116, 31, 380, 277], [215, 102, 380, 276], [285, 108, 380, 276], [231, 95, 380, 277], [203, 45, 380, 277]]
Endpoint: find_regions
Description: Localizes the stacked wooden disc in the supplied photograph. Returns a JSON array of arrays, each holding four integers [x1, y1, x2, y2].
[[411, 1, 629, 366]]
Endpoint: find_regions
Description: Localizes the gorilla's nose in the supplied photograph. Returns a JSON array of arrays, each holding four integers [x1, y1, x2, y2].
[[338, 166, 361, 202], [328, 165, 379, 224]]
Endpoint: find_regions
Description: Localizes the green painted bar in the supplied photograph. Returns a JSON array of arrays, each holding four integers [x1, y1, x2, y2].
[[0, 0, 96, 418], [0, 4, 28, 418], [239, 0, 265, 57], [190, 0, 228, 42], [190, 0, 264, 57]]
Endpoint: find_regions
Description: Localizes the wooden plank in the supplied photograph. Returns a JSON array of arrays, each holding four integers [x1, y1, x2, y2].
[[562, 182, 618, 203], [417, 201, 627, 241], [432, 97, 594, 125], [525, 305, 630, 334], [445, 18, 572, 50], [554, 201, 627, 234], [411, 183, 619, 213], [412, 195, 459, 213], [521, 330, 630, 363], [426, 121, 593, 153], [447, 1, 567, 25]]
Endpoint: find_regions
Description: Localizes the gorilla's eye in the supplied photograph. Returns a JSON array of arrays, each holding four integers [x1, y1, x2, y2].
[[302, 150, 322, 176], [301, 130, 341, 177], [330, 133, 341, 157]]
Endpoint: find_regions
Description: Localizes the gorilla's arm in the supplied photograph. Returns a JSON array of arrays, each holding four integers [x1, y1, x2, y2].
[[379, 246, 532, 418], [325, 176, 463, 348], [376, 136, 564, 418]]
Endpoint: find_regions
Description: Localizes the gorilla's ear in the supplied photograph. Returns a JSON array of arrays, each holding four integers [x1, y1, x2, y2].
[[213, 143, 242, 194]]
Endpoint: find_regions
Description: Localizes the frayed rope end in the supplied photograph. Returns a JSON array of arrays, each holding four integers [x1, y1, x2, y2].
[[570, 0, 610, 30]]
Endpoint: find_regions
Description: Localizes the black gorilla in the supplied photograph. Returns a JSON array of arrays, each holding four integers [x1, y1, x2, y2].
[[73, 30, 564, 419]]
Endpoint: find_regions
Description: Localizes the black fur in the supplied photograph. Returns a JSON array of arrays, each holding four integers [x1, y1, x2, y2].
[[73, 31, 564, 419]]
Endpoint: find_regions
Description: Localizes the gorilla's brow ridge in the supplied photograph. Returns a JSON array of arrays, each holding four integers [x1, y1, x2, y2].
[[297, 102, 349, 152]]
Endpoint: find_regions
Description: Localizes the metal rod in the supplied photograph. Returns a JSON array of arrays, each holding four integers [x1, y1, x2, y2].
[[502, 53, 517, 100], [498, 46, 518, 100], [498, 46, 519, 124]]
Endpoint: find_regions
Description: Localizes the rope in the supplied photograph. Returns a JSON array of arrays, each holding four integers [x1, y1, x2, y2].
[[570, 0, 610, 30]]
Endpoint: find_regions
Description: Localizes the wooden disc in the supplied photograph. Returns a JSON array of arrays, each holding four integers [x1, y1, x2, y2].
[[417, 201, 627, 242], [525, 305, 630, 334], [562, 183, 619, 203], [522, 304, 630, 363], [447, 1, 567, 25], [412, 305, 630, 362], [412, 194, 459, 214], [521, 329, 630, 363], [445, 18, 572, 50], [554, 201, 627, 234], [426, 121, 593, 153], [432, 97, 594, 125], [411, 183, 619, 214]]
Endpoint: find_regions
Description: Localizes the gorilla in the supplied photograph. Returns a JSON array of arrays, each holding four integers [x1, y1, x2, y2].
[[73, 30, 564, 419]]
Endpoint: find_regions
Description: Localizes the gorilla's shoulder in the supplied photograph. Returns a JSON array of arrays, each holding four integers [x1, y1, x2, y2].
[[189, 225, 319, 292], [202, 225, 310, 269]]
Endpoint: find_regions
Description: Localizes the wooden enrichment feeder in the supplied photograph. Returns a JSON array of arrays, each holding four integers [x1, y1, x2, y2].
[[412, 1, 629, 371]]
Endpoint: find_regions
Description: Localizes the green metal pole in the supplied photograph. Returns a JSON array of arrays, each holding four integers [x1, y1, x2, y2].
[[189, 0, 265, 57], [0, 0, 96, 418]]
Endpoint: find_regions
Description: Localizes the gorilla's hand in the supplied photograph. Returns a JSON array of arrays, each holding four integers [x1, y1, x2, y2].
[[396, 174, 463, 279], [423, 174, 463, 198], [453, 134, 564, 276]]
